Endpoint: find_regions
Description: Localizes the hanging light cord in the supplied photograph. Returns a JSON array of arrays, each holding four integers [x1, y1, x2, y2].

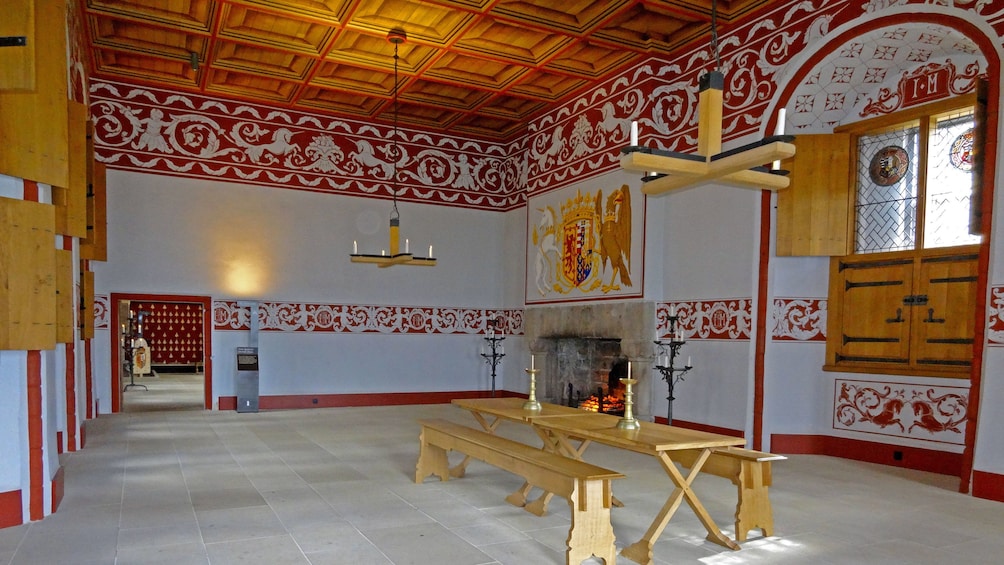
[[391, 37, 401, 221], [710, 0, 722, 71]]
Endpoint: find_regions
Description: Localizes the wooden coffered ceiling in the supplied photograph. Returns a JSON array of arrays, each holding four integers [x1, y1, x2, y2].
[[82, 0, 773, 141]]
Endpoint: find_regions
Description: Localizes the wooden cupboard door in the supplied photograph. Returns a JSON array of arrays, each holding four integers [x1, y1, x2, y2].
[[80, 269, 95, 339], [913, 252, 978, 370], [776, 133, 852, 256], [0, 197, 56, 350], [0, 0, 68, 187], [830, 258, 913, 366], [53, 101, 88, 237], [55, 249, 73, 343]]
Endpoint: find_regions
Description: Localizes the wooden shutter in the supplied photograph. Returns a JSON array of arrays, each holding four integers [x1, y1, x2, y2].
[[776, 133, 853, 256]]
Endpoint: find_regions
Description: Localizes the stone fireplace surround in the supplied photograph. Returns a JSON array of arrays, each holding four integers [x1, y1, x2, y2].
[[525, 302, 655, 420]]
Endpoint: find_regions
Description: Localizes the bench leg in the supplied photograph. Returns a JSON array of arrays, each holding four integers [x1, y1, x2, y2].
[[734, 461, 774, 541], [415, 431, 450, 483], [566, 479, 616, 565]]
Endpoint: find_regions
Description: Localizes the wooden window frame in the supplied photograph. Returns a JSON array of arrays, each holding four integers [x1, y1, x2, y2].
[[824, 95, 980, 378]]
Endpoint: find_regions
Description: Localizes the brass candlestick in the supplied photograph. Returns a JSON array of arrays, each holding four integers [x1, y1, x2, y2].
[[523, 367, 541, 411], [617, 378, 640, 430]]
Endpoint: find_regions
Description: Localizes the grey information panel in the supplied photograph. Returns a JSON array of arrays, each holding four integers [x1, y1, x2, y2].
[[236, 347, 259, 413]]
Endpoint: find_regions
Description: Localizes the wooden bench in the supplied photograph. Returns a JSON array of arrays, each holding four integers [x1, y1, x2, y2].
[[416, 419, 624, 565], [670, 446, 785, 541]]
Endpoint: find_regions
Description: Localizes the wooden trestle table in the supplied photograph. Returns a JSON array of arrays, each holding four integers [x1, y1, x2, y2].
[[451, 397, 747, 565]]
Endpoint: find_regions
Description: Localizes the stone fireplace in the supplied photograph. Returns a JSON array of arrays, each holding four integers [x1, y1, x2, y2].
[[525, 302, 655, 420]]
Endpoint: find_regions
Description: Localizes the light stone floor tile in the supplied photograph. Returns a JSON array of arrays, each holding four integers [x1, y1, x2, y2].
[[478, 539, 563, 565], [3, 401, 1002, 565], [195, 505, 287, 544], [113, 542, 210, 565], [116, 521, 203, 550], [360, 522, 495, 565], [205, 534, 310, 565], [451, 519, 530, 546]]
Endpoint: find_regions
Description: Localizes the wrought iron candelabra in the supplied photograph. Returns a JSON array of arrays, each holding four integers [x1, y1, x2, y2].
[[480, 327, 505, 397], [654, 311, 692, 425]]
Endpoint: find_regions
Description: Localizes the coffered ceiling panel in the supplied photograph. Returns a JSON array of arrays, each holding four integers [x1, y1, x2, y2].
[[82, 0, 774, 141]]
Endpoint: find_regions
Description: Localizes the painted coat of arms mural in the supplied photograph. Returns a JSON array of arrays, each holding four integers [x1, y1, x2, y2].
[[527, 184, 642, 303]]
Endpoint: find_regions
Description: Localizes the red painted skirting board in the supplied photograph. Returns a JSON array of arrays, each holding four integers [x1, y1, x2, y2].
[[51, 467, 64, 514], [771, 434, 962, 476], [0, 490, 22, 528], [972, 470, 1004, 503], [653, 417, 744, 438], [219, 390, 524, 411], [56, 431, 63, 455]]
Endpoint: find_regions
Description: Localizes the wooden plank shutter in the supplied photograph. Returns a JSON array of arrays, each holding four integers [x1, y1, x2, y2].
[[776, 133, 853, 256]]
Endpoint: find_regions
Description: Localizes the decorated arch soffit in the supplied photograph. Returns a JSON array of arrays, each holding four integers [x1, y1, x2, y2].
[[90, 1, 1003, 211]]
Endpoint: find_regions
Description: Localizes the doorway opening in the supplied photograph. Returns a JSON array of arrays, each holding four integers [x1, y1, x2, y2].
[[109, 293, 213, 413]]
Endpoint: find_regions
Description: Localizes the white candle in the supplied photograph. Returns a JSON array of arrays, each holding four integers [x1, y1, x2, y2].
[[531, 355, 535, 371], [627, 361, 632, 379], [429, 244, 433, 257], [630, 121, 638, 145], [353, 240, 358, 254], [670, 304, 675, 317], [687, 356, 692, 367], [655, 329, 660, 342], [772, 108, 786, 170], [405, 239, 409, 253]]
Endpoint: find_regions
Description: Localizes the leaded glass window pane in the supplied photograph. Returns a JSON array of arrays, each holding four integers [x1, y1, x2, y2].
[[855, 127, 920, 254], [925, 111, 980, 248]]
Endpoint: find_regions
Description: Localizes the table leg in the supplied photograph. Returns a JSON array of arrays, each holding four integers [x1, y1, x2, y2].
[[524, 429, 623, 516], [621, 448, 739, 565], [450, 412, 501, 478]]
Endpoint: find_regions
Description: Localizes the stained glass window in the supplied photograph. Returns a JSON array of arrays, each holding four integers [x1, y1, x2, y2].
[[925, 110, 980, 248], [853, 105, 978, 254], [855, 127, 919, 253]]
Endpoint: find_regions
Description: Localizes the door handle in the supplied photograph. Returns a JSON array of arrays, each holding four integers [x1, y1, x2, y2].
[[923, 308, 945, 324]]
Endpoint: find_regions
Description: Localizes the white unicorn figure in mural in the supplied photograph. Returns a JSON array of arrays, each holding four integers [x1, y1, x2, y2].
[[532, 205, 559, 296], [350, 139, 395, 178]]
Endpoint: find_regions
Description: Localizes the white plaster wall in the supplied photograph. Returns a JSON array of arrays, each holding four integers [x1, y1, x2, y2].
[[660, 183, 760, 300], [974, 348, 1004, 470], [92, 170, 511, 411], [0, 352, 25, 494], [96, 171, 504, 304], [655, 340, 752, 432]]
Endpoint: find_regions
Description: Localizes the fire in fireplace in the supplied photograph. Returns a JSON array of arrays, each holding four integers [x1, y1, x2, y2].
[[578, 357, 629, 415]]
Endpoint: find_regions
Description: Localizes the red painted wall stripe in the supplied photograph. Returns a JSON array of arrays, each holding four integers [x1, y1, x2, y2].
[[771, 434, 962, 476], [0, 490, 22, 528], [65, 342, 77, 451], [972, 470, 1004, 503], [219, 390, 521, 412], [23, 180, 39, 202], [85, 338, 93, 420], [653, 417, 744, 439], [27, 350, 43, 521], [50, 467, 64, 514]]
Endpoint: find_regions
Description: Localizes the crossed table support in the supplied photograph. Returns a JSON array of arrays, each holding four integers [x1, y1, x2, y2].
[[450, 398, 746, 564]]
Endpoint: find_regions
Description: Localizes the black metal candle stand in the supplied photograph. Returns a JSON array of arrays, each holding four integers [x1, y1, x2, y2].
[[654, 315, 692, 425], [480, 333, 505, 397]]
